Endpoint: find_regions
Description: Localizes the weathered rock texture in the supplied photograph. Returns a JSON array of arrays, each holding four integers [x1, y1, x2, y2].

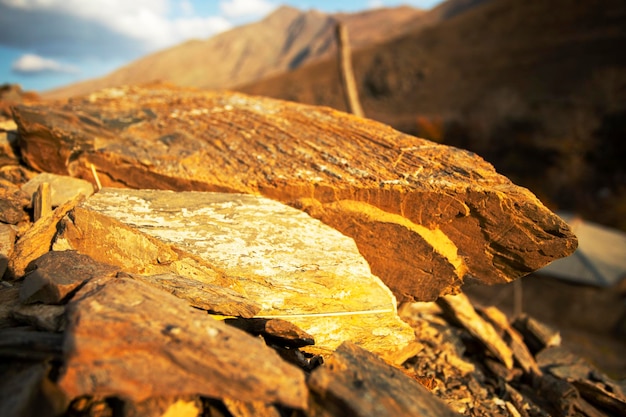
[[12, 85, 577, 301], [21, 172, 94, 208], [60, 276, 308, 409], [307, 341, 461, 416], [54, 188, 415, 356]]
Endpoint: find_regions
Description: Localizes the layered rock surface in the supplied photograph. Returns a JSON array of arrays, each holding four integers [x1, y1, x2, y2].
[[12, 84, 577, 300], [53, 188, 415, 356]]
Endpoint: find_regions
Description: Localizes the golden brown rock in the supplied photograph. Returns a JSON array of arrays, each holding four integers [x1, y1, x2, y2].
[[13, 85, 578, 301], [118, 272, 261, 318], [437, 292, 514, 369], [53, 188, 415, 357], [59, 276, 308, 409], [307, 341, 461, 417], [19, 250, 120, 305], [0, 223, 15, 279], [8, 194, 83, 280]]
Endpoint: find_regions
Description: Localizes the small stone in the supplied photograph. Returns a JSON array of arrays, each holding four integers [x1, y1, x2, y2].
[[225, 317, 315, 348], [0, 223, 16, 279], [19, 250, 120, 305], [21, 173, 94, 208], [307, 341, 460, 417]]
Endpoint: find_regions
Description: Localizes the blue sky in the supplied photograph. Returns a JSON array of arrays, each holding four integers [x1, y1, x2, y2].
[[0, 0, 443, 93]]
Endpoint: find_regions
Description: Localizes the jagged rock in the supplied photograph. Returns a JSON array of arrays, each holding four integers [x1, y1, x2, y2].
[[437, 292, 514, 369], [19, 250, 120, 305], [59, 276, 308, 409], [21, 173, 94, 208], [536, 346, 626, 415], [225, 317, 315, 348], [0, 223, 15, 279], [53, 188, 415, 357], [0, 178, 29, 225], [478, 306, 541, 378], [0, 361, 67, 417], [12, 85, 577, 301], [512, 314, 561, 354], [0, 128, 19, 166], [307, 341, 460, 416], [10, 303, 66, 332], [0, 328, 64, 360], [0, 283, 20, 328], [0, 164, 36, 186], [118, 272, 261, 318], [7, 194, 83, 279]]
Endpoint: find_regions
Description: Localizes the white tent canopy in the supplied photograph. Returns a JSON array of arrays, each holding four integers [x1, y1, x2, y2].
[[539, 212, 626, 287]]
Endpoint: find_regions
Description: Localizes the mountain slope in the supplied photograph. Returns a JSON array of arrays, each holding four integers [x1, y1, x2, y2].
[[240, 0, 626, 129], [44, 5, 424, 99]]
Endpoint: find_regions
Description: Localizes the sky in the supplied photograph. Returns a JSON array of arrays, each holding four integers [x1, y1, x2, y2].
[[0, 0, 443, 93]]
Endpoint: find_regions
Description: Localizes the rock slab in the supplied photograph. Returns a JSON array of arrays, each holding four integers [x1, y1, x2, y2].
[[54, 188, 415, 357], [60, 276, 308, 409], [12, 85, 578, 301], [307, 341, 460, 416]]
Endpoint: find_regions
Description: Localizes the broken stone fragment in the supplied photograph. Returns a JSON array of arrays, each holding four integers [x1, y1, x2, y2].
[[0, 129, 20, 166], [54, 188, 415, 357], [437, 292, 514, 369], [21, 173, 94, 208], [0, 223, 16, 278], [0, 178, 29, 225], [12, 85, 578, 301], [118, 271, 261, 318], [19, 250, 120, 305], [8, 194, 83, 280], [225, 317, 315, 348], [11, 303, 66, 332], [307, 341, 461, 417], [59, 276, 308, 409], [0, 361, 68, 417]]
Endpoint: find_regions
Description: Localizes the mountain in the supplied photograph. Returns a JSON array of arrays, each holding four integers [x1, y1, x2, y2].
[[43, 5, 425, 99], [239, 0, 626, 230], [241, 0, 626, 130]]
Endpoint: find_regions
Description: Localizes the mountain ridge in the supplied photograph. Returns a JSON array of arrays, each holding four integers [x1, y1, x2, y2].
[[43, 5, 426, 99]]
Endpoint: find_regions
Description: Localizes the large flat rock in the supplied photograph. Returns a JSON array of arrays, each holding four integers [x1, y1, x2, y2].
[[13, 85, 577, 301], [60, 275, 308, 408], [54, 188, 416, 357]]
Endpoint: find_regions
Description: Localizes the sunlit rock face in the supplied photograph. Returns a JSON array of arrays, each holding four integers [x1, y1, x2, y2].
[[54, 188, 416, 357], [13, 84, 577, 301]]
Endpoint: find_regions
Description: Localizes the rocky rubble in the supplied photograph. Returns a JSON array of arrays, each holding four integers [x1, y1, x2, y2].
[[1, 84, 622, 416]]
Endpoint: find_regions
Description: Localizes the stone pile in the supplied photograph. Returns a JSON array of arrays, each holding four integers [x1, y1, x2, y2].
[[1, 85, 620, 417]]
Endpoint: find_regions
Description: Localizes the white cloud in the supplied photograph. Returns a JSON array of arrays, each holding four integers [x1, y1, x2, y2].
[[11, 53, 79, 74], [220, 0, 276, 19], [0, 0, 234, 59], [368, 0, 384, 8]]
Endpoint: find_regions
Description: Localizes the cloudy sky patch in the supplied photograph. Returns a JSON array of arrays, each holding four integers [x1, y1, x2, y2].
[[220, 0, 277, 19], [12, 53, 80, 75]]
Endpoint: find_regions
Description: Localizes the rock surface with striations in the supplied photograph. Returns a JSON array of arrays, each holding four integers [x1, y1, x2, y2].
[[12, 84, 578, 301], [52, 188, 416, 357]]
